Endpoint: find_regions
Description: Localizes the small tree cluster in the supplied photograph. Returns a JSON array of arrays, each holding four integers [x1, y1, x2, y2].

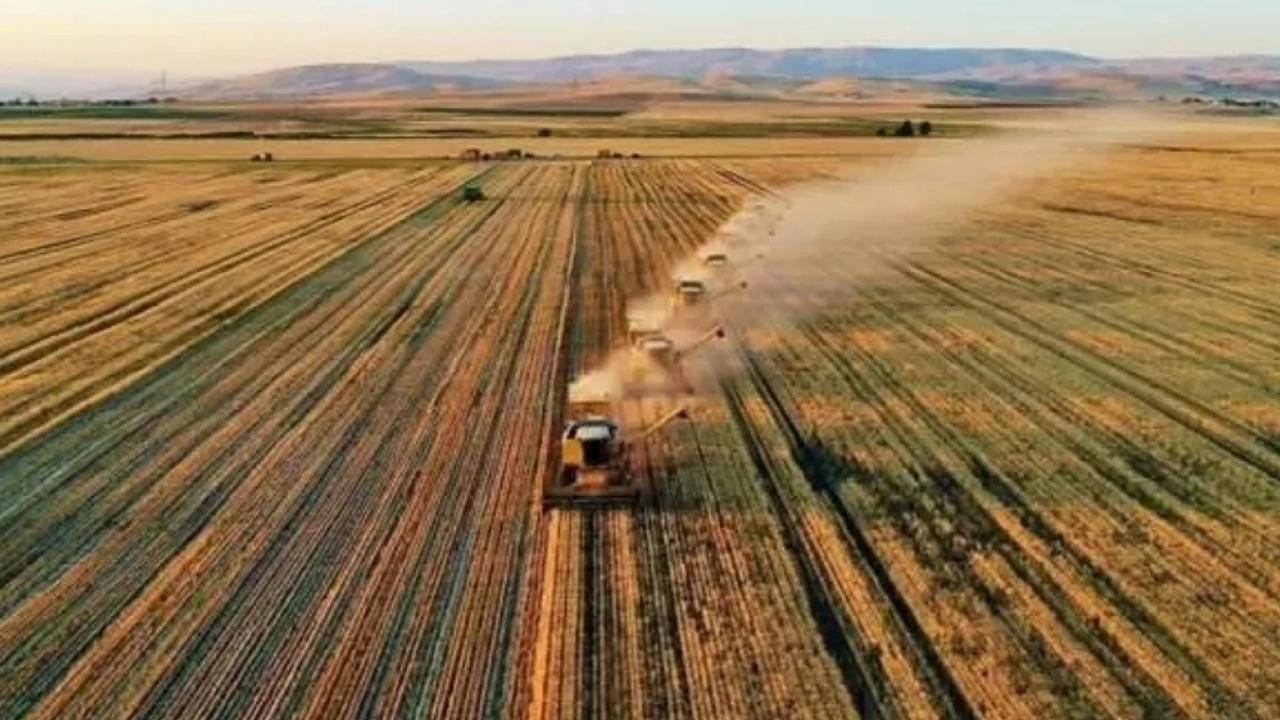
[[877, 120, 935, 138]]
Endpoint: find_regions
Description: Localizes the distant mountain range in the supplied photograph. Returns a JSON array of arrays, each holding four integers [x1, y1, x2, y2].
[[13, 47, 1280, 101], [177, 64, 498, 100], [1, 69, 160, 100], [396, 47, 1101, 83]]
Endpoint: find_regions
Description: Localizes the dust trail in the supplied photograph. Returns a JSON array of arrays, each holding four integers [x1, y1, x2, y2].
[[717, 112, 1164, 321], [671, 110, 1176, 377], [576, 110, 1173, 414]]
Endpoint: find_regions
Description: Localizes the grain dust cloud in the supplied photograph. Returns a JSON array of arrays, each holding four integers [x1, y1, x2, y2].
[[600, 110, 1176, 399]]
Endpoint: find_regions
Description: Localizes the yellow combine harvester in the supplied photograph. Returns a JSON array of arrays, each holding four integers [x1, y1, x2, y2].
[[627, 324, 724, 392], [674, 276, 747, 316], [545, 398, 689, 508]]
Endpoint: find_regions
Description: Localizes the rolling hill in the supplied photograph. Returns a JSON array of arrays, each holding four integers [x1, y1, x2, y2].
[[126, 48, 1280, 101], [396, 47, 1100, 83], [174, 63, 496, 100]]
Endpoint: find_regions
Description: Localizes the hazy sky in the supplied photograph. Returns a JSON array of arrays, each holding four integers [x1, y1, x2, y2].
[[4, 0, 1278, 76]]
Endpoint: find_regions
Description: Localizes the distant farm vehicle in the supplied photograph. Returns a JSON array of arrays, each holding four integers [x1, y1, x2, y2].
[[703, 252, 728, 268], [635, 333, 676, 368], [627, 323, 726, 392], [250, 152, 273, 162], [462, 182, 485, 202], [626, 333, 678, 390], [675, 279, 708, 306]]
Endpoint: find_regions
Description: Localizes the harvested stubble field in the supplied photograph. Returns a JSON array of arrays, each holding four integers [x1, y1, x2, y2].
[[1, 122, 1279, 720]]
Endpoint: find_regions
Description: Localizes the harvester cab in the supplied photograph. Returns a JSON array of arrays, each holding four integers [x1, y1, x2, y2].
[[625, 332, 679, 391], [627, 316, 662, 345], [546, 396, 635, 507], [675, 279, 708, 307], [561, 417, 624, 482], [635, 333, 676, 368], [703, 252, 729, 268], [462, 182, 485, 202]]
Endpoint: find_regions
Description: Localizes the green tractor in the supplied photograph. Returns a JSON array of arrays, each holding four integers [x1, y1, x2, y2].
[[462, 182, 485, 203]]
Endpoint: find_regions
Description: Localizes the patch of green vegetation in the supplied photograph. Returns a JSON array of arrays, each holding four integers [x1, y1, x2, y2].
[[935, 80, 1090, 101], [0, 131, 255, 140], [414, 106, 628, 118], [0, 155, 85, 165], [0, 105, 229, 121], [553, 117, 988, 139]]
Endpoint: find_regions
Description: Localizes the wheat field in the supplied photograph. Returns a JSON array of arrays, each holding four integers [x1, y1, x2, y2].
[[1, 116, 1278, 719]]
